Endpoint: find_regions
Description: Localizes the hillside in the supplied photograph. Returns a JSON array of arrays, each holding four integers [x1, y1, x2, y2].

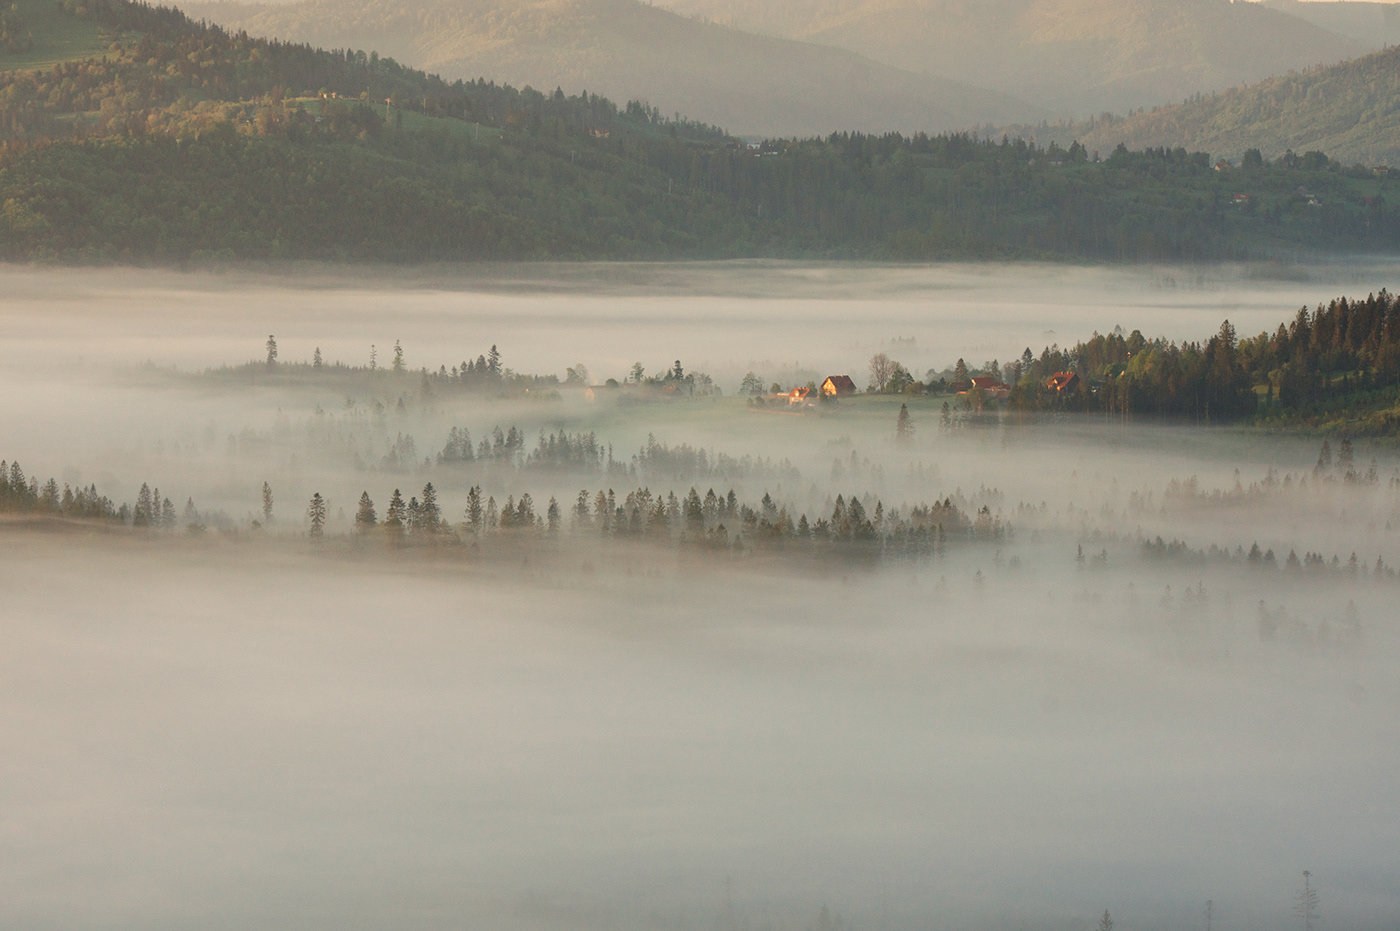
[[999, 43, 1400, 167], [175, 0, 1036, 138], [657, 0, 1364, 117], [3, 0, 1400, 266]]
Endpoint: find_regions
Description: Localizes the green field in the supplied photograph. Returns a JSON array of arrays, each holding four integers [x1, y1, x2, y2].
[[0, 0, 118, 72]]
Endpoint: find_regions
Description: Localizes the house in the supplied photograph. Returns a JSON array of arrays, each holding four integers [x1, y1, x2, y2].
[[821, 375, 857, 397], [1047, 371, 1079, 393], [966, 376, 1011, 400], [1233, 193, 1251, 204], [1374, 166, 1389, 178], [788, 386, 813, 406], [1214, 161, 1231, 172]]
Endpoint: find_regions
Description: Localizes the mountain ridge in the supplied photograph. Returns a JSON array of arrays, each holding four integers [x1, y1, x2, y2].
[[177, 0, 1038, 137], [657, 0, 1366, 116]]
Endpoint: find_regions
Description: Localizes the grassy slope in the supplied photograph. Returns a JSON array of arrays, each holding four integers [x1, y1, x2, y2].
[[0, 0, 118, 70]]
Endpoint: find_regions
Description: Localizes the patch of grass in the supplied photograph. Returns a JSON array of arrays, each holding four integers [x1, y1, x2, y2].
[[0, 0, 118, 72]]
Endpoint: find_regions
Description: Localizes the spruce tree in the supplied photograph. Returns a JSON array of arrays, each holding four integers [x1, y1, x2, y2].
[[135, 483, 153, 527], [262, 481, 274, 524], [355, 492, 377, 532], [266, 334, 278, 368], [307, 492, 327, 538], [464, 485, 484, 534], [1315, 440, 1333, 473], [896, 402, 913, 441], [313, 347, 323, 369], [419, 482, 441, 534], [547, 496, 561, 533], [385, 489, 406, 536]]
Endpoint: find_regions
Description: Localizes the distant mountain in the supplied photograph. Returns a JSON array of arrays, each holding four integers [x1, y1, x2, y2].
[[1259, 0, 1400, 48], [997, 43, 1400, 167], [178, 0, 1038, 137], [658, 0, 1365, 116]]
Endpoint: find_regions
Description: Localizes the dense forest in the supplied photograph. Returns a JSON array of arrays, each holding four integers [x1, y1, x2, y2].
[[890, 291, 1400, 435], [1, 0, 1398, 262]]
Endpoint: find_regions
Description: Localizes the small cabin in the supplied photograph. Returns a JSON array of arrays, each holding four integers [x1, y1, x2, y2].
[[821, 375, 857, 397], [1047, 371, 1079, 394], [788, 386, 813, 405], [966, 376, 1011, 400]]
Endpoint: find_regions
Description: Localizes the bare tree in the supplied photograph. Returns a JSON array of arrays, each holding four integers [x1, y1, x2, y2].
[[868, 352, 895, 392], [1295, 870, 1319, 931]]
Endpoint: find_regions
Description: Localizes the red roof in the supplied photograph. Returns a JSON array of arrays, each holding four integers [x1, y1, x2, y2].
[[1047, 371, 1078, 391], [969, 376, 1010, 391], [822, 375, 857, 394]]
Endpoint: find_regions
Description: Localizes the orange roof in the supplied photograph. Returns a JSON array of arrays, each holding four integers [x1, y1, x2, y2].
[[1047, 372, 1078, 391], [969, 376, 1010, 390]]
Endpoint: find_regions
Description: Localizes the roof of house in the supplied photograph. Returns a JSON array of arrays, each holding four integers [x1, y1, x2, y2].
[[1047, 371, 1078, 390], [822, 375, 857, 391], [789, 386, 812, 398], [969, 376, 1010, 390]]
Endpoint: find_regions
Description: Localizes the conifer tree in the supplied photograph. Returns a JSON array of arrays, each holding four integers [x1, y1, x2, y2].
[[1315, 440, 1333, 473], [547, 496, 561, 533], [135, 483, 153, 526], [385, 489, 406, 536], [307, 492, 327, 538], [419, 482, 441, 534], [313, 347, 323, 369], [266, 335, 278, 368], [262, 481, 274, 524], [392, 339, 405, 373], [896, 402, 913, 441], [355, 492, 377, 532], [464, 485, 484, 534]]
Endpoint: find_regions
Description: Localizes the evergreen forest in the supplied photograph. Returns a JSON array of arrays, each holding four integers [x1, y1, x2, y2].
[[2, 0, 1400, 263]]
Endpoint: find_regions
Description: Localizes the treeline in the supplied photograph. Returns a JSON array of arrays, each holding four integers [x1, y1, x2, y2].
[[1, 0, 1398, 261], [333, 480, 998, 560]]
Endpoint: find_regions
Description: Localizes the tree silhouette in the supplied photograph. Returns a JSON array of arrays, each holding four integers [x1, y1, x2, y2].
[[307, 492, 327, 538], [265, 334, 278, 368], [1294, 871, 1319, 931], [1098, 910, 1114, 931], [385, 489, 406, 536], [355, 491, 377, 532], [419, 482, 441, 534], [896, 402, 913, 441], [262, 482, 274, 524]]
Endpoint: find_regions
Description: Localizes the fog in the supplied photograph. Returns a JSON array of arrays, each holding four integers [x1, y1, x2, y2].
[[2, 262, 1399, 931]]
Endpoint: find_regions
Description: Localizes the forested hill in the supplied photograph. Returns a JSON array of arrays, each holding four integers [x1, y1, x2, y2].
[[1000, 43, 1400, 167], [2, 0, 1400, 264]]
